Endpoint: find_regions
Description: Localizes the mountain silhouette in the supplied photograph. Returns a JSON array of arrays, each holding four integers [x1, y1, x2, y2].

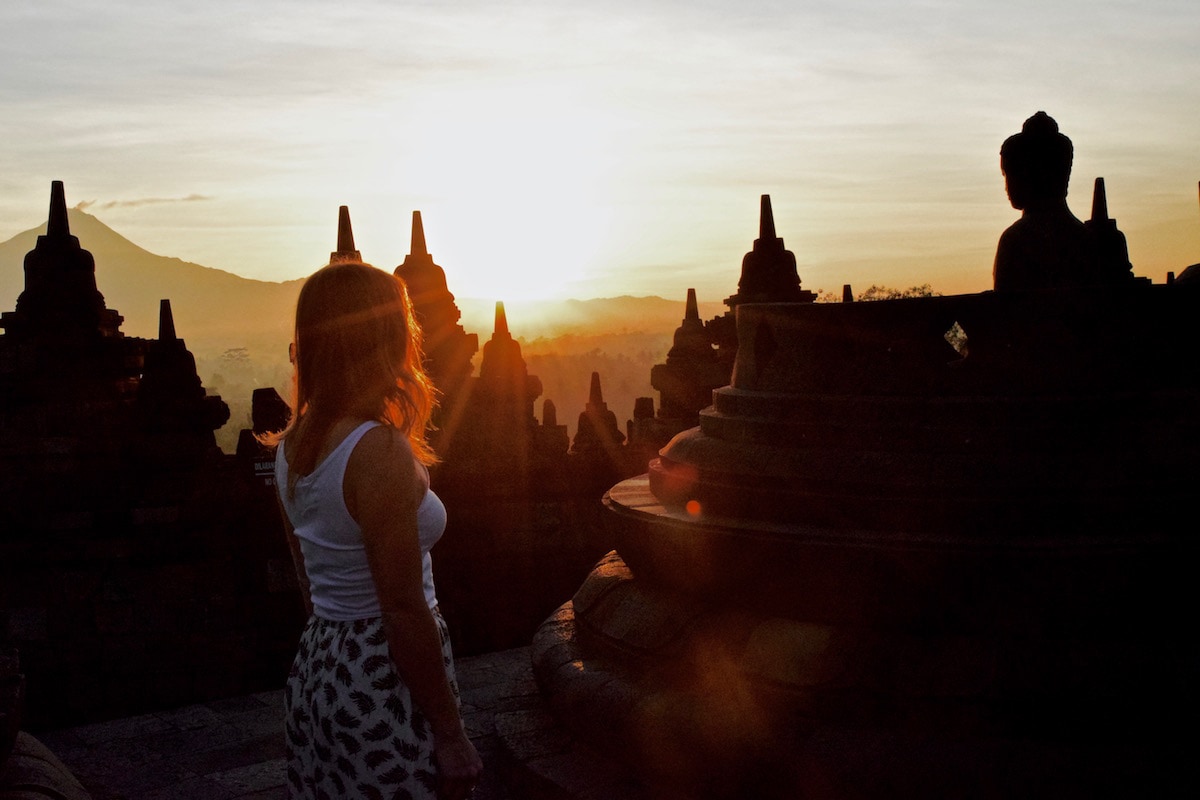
[[1, 210, 727, 350], [0, 208, 303, 352], [1, 210, 732, 450]]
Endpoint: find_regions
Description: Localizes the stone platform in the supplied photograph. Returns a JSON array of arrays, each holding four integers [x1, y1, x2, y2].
[[34, 647, 642, 800]]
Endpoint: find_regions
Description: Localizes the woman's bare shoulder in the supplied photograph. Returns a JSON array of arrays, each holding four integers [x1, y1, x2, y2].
[[349, 425, 414, 473], [345, 425, 423, 512]]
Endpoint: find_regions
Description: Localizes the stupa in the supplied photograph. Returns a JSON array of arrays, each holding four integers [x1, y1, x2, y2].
[[0, 181, 229, 521], [394, 210, 478, 405], [650, 288, 727, 429], [533, 171, 1198, 796], [0, 184, 297, 729], [707, 194, 816, 376], [571, 372, 625, 456]]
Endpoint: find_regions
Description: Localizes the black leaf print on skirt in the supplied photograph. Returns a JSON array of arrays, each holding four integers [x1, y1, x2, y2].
[[345, 637, 363, 663], [333, 707, 361, 729], [365, 749, 395, 770], [350, 689, 377, 716], [335, 754, 358, 780], [286, 724, 309, 748], [381, 764, 412, 785], [366, 626, 389, 646], [362, 654, 390, 675], [372, 670, 400, 692], [395, 739, 420, 763], [357, 784, 385, 800], [385, 693, 408, 724], [335, 731, 362, 756], [362, 720, 391, 742], [335, 663, 354, 687]]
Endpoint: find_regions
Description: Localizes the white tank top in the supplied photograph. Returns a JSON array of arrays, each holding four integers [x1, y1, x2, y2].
[[275, 421, 446, 619]]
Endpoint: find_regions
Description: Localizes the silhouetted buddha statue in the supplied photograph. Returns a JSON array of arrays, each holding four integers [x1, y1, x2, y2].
[[994, 111, 1095, 291]]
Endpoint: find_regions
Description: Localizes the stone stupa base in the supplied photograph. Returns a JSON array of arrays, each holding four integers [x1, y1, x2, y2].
[[534, 548, 1192, 799], [533, 473, 1195, 799]]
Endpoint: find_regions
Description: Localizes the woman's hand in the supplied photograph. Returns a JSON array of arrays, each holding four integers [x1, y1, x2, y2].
[[435, 729, 484, 800]]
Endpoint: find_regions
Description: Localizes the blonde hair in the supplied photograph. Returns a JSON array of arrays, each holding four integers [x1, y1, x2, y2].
[[271, 261, 437, 497]]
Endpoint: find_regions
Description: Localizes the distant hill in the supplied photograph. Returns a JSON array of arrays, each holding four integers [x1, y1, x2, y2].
[[1, 211, 729, 450], [0, 209, 304, 351], [457, 294, 727, 341], [1, 210, 727, 348]]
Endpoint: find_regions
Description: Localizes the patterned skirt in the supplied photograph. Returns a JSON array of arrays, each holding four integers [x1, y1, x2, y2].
[[284, 610, 460, 800]]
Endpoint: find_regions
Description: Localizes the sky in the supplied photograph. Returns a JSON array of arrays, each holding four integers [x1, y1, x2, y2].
[[1, 0, 1198, 305]]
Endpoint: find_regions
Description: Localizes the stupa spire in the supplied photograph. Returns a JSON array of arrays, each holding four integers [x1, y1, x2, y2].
[[411, 211, 429, 257], [758, 194, 777, 242], [685, 288, 699, 321], [47, 180, 70, 239], [158, 299, 177, 342], [589, 372, 604, 406], [1083, 176, 1134, 282], [494, 301, 510, 337], [1090, 178, 1109, 222], [330, 205, 362, 264]]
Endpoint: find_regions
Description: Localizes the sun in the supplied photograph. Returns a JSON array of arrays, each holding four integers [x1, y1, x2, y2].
[[374, 82, 622, 304]]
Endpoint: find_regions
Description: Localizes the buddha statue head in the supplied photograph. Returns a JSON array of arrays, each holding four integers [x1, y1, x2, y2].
[[1000, 111, 1074, 211]]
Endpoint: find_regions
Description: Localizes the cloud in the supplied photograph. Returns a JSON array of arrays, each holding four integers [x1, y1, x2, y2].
[[72, 194, 212, 212]]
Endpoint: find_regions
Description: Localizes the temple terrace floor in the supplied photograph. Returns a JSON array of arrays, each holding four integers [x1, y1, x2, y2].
[[35, 646, 647, 800]]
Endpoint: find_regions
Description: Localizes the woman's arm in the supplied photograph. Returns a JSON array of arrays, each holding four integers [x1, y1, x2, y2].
[[348, 426, 482, 800]]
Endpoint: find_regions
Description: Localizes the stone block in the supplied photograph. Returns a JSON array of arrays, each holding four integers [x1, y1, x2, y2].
[[69, 711, 173, 747], [206, 756, 287, 795], [0, 732, 90, 800], [153, 703, 222, 731], [169, 733, 283, 780]]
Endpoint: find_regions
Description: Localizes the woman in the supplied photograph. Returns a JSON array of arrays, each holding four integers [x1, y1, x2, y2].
[[271, 261, 482, 800]]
